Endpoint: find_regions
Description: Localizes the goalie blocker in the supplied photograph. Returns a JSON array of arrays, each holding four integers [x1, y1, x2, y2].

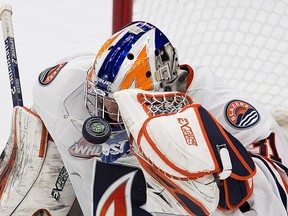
[[114, 89, 256, 215]]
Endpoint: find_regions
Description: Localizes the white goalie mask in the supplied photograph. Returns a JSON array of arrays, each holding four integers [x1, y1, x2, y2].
[[84, 21, 189, 131]]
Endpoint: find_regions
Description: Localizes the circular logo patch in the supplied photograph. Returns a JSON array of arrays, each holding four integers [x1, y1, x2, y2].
[[225, 100, 260, 129], [38, 62, 67, 85]]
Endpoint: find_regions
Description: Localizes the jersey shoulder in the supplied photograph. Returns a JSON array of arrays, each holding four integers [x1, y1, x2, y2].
[[32, 52, 95, 130], [186, 65, 273, 146], [37, 52, 95, 86]]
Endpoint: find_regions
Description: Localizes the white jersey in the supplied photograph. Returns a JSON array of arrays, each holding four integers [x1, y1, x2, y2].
[[187, 66, 288, 167], [32, 54, 288, 215], [33, 53, 101, 216], [33, 53, 143, 216]]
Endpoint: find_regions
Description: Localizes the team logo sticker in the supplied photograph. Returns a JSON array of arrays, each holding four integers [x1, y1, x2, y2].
[[225, 100, 260, 129], [38, 62, 67, 85], [68, 137, 102, 158]]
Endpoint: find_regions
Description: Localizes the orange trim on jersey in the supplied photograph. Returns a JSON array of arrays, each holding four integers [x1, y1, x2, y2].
[[180, 64, 194, 92], [99, 182, 128, 216], [252, 132, 283, 164], [119, 45, 153, 91], [267, 133, 282, 162]]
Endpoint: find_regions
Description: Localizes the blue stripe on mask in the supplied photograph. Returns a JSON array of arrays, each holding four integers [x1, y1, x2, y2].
[[97, 22, 154, 91]]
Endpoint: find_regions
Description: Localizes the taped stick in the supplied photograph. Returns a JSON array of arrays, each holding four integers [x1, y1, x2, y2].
[[0, 4, 23, 107]]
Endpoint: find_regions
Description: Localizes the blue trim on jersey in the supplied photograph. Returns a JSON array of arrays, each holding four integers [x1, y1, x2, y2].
[[92, 162, 149, 216], [251, 154, 287, 211], [274, 160, 288, 176]]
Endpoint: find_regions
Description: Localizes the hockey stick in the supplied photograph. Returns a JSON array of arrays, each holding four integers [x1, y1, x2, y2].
[[0, 4, 23, 107]]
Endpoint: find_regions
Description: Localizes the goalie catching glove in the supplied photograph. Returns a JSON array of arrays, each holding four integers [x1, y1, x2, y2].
[[114, 89, 256, 215]]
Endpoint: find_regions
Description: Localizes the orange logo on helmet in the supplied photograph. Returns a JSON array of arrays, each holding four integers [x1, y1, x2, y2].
[[119, 45, 153, 91]]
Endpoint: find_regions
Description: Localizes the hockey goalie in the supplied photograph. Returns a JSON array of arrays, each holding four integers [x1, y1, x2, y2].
[[1, 20, 288, 215]]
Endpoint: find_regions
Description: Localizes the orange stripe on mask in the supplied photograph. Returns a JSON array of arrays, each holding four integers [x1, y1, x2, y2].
[[88, 33, 120, 82], [119, 45, 153, 91], [96, 33, 119, 59]]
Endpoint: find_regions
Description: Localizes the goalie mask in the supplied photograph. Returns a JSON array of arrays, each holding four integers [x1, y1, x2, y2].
[[84, 21, 189, 131]]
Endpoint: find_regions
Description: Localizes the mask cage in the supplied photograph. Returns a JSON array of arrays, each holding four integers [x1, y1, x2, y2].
[[137, 92, 193, 117], [84, 77, 125, 133]]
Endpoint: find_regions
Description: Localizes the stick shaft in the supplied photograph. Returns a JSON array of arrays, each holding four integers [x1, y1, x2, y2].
[[0, 4, 23, 107]]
